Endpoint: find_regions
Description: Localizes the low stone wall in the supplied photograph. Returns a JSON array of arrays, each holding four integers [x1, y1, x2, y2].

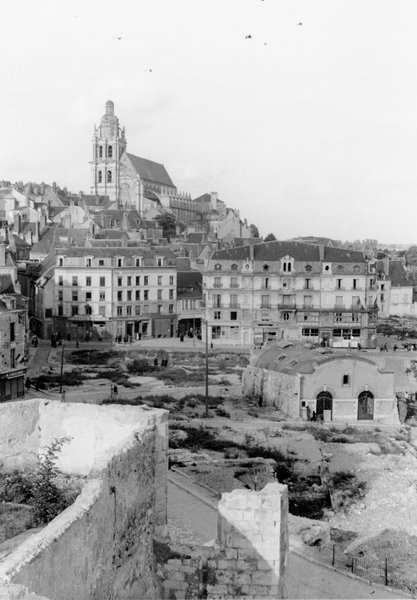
[[157, 483, 288, 599], [0, 400, 168, 600]]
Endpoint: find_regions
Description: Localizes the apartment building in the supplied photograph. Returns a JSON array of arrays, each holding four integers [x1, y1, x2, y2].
[[203, 241, 377, 348], [53, 247, 177, 340], [0, 295, 28, 400]]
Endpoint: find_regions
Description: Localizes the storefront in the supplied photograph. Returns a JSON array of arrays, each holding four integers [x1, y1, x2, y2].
[[0, 368, 26, 401]]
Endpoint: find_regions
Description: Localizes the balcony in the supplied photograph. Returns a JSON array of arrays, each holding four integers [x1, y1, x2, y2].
[[213, 283, 223, 288], [277, 302, 296, 309]]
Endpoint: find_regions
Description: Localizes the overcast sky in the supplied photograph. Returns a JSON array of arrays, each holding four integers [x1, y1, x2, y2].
[[1, 0, 416, 244]]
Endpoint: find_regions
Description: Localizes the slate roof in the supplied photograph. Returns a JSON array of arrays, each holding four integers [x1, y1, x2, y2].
[[255, 342, 384, 376], [12, 234, 31, 249], [0, 274, 14, 293], [126, 153, 174, 187], [389, 260, 412, 287], [211, 241, 365, 264], [187, 233, 206, 243]]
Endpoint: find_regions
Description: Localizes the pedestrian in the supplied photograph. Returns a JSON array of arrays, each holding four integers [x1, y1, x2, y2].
[[25, 377, 31, 390], [210, 341, 214, 350], [154, 357, 158, 367], [113, 385, 118, 398], [61, 390, 66, 402]]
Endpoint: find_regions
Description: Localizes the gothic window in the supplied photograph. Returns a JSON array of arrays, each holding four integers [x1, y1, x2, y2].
[[98, 171, 102, 183], [107, 170, 112, 183], [108, 145, 113, 158], [99, 146, 103, 158]]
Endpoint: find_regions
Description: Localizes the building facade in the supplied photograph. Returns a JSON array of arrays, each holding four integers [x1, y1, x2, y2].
[[52, 247, 177, 340], [203, 241, 378, 348]]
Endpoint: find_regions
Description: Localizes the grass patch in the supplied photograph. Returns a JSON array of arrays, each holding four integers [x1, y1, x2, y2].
[[31, 370, 84, 389], [68, 350, 119, 365]]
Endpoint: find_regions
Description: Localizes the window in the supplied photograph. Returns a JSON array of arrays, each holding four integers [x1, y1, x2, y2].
[[99, 277, 106, 287], [169, 304, 174, 314], [305, 265, 312, 272], [304, 295, 312, 308], [144, 276, 149, 286], [117, 306, 123, 316], [136, 276, 140, 286], [351, 313, 360, 322], [99, 305, 106, 316], [10, 322, 15, 342], [353, 279, 357, 290], [282, 312, 290, 320], [158, 276, 162, 286], [211, 326, 221, 339], [214, 310, 221, 320], [58, 304, 63, 316], [85, 305, 92, 315], [58, 291, 63, 302], [86, 292, 92, 301], [169, 275, 174, 285], [302, 328, 319, 337], [86, 258, 92, 267], [144, 290, 149, 300], [263, 278, 269, 289], [117, 291, 122, 301], [231, 264, 238, 271], [157, 257, 163, 266], [335, 312, 343, 322], [117, 258, 123, 267], [135, 258, 141, 267], [72, 291, 78, 302], [305, 278, 311, 289], [99, 291, 105, 301], [381, 284, 385, 291], [127, 291, 132, 301], [72, 276, 78, 286], [157, 305, 162, 314], [169, 289, 174, 299], [98, 170, 102, 183], [337, 279, 342, 289], [135, 305, 141, 315], [127, 276, 132, 286], [10, 348, 15, 369], [108, 145, 113, 158], [261, 295, 270, 308], [263, 264, 270, 272], [118, 277, 122, 287], [135, 290, 140, 301], [157, 289, 162, 300], [86, 276, 91, 286], [58, 276, 63, 286], [71, 305, 78, 316], [214, 276, 222, 288], [214, 263, 222, 271], [126, 306, 132, 315], [335, 296, 343, 307], [214, 294, 222, 308], [342, 374, 349, 385], [230, 294, 238, 308], [107, 170, 112, 183], [99, 146, 103, 158], [230, 277, 238, 288], [282, 261, 292, 273], [58, 257, 63, 266], [99, 260, 104, 267], [352, 296, 360, 307], [230, 311, 237, 321]]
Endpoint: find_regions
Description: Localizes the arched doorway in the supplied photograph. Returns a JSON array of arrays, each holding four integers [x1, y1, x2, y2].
[[316, 391, 333, 421], [358, 391, 374, 420]]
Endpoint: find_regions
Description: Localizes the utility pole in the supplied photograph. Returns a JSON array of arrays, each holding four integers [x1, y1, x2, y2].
[[205, 319, 209, 417], [59, 341, 65, 393]]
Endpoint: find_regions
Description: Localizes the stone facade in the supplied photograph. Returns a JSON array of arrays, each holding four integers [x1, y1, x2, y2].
[[157, 483, 288, 599], [0, 400, 168, 600]]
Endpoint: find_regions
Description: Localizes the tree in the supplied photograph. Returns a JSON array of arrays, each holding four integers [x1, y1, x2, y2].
[[249, 224, 260, 238], [155, 213, 177, 241], [405, 246, 417, 266], [264, 233, 277, 242]]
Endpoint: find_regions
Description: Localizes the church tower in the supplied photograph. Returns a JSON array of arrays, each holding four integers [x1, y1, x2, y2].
[[90, 100, 127, 202]]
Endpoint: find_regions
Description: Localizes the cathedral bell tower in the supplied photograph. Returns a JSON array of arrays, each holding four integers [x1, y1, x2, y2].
[[90, 100, 127, 202]]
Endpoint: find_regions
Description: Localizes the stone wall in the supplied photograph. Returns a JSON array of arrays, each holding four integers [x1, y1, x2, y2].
[[0, 400, 168, 600], [157, 483, 288, 599], [242, 367, 300, 418]]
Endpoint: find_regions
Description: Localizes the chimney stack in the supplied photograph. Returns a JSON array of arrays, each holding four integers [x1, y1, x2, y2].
[[210, 192, 218, 211]]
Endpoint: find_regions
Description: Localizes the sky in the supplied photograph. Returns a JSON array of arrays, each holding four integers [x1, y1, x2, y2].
[[1, 0, 416, 244]]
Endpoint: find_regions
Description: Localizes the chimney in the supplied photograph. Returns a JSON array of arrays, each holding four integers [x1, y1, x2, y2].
[[319, 244, 324, 261], [210, 192, 218, 211], [13, 212, 21, 235], [383, 256, 390, 277], [249, 243, 254, 261]]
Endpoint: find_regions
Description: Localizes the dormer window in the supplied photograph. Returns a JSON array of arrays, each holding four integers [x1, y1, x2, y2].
[[117, 258, 123, 267], [157, 257, 163, 267], [58, 257, 63, 266], [263, 264, 270, 272], [231, 264, 238, 271], [337, 265, 344, 272], [305, 265, 312, 272], [215, 263, 222, 271], [86, 258, 92, 267], [135, 257, 142, 267], [353, 265, 360, 273]]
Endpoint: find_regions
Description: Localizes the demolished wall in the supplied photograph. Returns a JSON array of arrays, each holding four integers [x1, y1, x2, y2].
[[0, 399, 168, 600]]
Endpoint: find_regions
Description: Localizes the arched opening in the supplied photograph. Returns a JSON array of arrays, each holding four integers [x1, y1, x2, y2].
[[107, 170, 112, 183], [358, 391, 374, 420], [108, 145, 113, 158], [316, 391, 333, 421], [98, 171, 102, 183]]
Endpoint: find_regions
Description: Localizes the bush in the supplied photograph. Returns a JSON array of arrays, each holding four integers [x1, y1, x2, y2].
[[68, 350, 119, 365], [0, 471, 34, 504], [126, 358, 154, 374]]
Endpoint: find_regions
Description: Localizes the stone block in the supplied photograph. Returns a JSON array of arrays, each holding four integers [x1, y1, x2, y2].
[[257, 559, 273, 571], [163, 579, 188, 591], [216, 571, 234, 585], [217, 558, 236, 570], [251, 570, 278, 586], [249, 584, 268, 596], [207, 583, 228, 595], [233, 572, 251, 585], [225, 548, 238, 559]]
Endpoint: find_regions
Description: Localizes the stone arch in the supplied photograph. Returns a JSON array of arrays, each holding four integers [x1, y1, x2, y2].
[[358, 390, 374, 420]]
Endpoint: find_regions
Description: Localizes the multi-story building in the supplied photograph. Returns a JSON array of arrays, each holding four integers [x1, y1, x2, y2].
[[203, 241, 377, 348], [0, 295, 27, 401], [53, 247, 177, 341]]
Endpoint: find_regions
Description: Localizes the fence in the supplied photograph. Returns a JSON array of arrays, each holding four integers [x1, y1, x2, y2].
[[307, 543, 416, 594]]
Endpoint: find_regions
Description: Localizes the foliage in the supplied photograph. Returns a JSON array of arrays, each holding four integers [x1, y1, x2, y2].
[[264, 233, 277, 242], [31, 437, 76, 526], [405, 245, 417, 266], [154, 212, 177, 240], [0, 470, 34, 504], [249, 224, 260, 238], [68, 350, 119, 365], [31, 370, 84, 389]]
